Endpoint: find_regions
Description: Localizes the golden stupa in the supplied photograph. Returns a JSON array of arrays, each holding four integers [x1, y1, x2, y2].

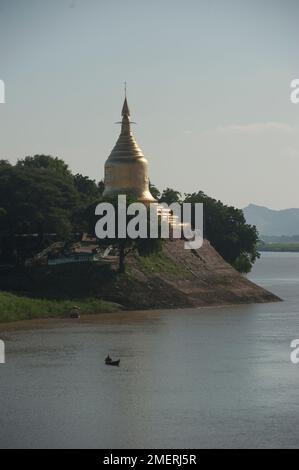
[[103, 95, 156, 203]]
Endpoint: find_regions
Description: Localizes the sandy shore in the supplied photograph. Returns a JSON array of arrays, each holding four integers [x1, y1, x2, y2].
[[0, 299, 282, 333], [0, 307, 193, 332]]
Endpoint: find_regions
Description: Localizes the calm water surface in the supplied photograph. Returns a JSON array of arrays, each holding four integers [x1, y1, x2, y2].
[[0, 252, 299, 448]]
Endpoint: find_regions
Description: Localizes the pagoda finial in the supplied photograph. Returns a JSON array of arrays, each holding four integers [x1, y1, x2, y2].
[[122, 82, 130, 117]]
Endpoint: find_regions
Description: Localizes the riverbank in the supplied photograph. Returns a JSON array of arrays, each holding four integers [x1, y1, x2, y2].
[[0, 307, 187, 331], [0, 310, 124, 331], [0, 292, 121, 323], [0, 240, 281, 323], [258, 242, 299, 252], [0, 301, 277, 332]]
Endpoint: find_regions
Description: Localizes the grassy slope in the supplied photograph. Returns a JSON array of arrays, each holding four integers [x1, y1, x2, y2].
[[136, 251, 185, 274], [0, 292, 120, 323]]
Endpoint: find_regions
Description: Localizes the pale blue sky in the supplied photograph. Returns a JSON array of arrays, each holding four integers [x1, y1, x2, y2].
[[0, 0, 299, 208]]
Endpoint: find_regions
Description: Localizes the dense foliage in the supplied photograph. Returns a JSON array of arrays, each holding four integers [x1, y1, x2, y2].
[[0, 156, 101, 262], [90, 194, 163, 272], [185, 191, 259, 273], [0, 155, 259, 272]]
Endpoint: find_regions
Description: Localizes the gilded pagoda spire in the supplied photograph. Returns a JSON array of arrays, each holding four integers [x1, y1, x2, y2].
[[119, 97, 132, 136], [121, 96, 130, 117], [103, 92, 156, 203]]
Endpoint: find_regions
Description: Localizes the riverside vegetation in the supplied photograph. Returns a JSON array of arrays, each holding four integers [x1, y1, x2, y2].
[[0, 155, 263, 321]]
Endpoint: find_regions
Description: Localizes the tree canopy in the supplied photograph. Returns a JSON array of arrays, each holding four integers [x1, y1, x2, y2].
[[183, 191, 259, 273], [159, 187, 182, 205], [92, 194, 163, 272], [0, 155, 259, 273], [0, 156, 102, 261]]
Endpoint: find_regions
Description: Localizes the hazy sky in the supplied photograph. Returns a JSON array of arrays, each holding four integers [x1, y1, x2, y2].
[[0, 0, 299, 209]]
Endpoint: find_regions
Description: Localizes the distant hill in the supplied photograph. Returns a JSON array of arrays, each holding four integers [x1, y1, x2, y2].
[[243, 204, 299, 237]]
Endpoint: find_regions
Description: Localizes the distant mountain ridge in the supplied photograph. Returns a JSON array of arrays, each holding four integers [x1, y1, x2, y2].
[[243, 204, 299, 237]]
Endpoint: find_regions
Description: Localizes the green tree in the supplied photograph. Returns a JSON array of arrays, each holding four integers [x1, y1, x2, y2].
[[149, 182, 161, 200], [98, 179, 105, 195], [74, 174, 100, 201], [72, 174, 105, 233], [160, 187, 182, 204], [16, 154, 71, 176], [0, 160, 11, 168], [0, 156, 107, 262], [93, 195, 163, 273], [0, 164, 80, 260], [184, 191, 259, 273]]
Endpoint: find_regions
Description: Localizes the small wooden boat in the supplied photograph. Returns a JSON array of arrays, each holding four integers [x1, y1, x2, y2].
[[105, 355, 120, 366], [106, 359, 120, 366]]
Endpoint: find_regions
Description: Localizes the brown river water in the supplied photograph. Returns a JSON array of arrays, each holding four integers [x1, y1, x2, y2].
[[0, 252, 299, 448]]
